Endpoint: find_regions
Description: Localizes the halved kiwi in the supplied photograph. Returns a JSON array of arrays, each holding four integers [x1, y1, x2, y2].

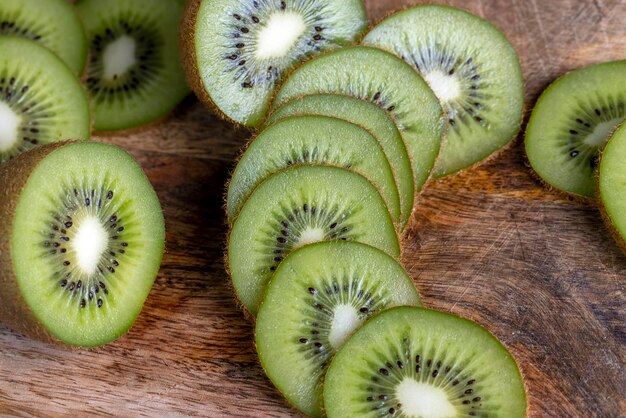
[[0, 36, 90, 164], [363, 4, 524, 178], [0, 0, 87, 75], [598, 123, 626, 252], [228, 164, 400, 315], [526, 60, 626, 198], [324, 306, 527, 418], [181, 0, 367, 127], [77, 0, 190, 132], [273, 46, 445, 197], [256, 241, 420, 417], [0, 141, 165, 347], [265, 94, 415, 231], [227, 115, 401, 227]]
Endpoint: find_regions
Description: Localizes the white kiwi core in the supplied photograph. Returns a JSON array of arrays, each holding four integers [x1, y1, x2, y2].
[[584, 118, 624, 147], [294, 227, 325, 249], [255, 11, 306, 60], [328, 304, 361, 348], [72, 216, 109, 276], [103, 35, 137, 81], [0, 101, 22, 152], [424, 70, 462, 103], [395, 378, 457, 418]]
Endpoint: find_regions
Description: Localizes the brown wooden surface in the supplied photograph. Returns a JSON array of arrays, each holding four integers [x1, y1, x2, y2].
[[1, 0, 625, 416]]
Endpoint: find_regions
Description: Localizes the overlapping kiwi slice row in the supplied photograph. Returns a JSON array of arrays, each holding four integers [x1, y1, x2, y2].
[[223, 9, 526, 416]]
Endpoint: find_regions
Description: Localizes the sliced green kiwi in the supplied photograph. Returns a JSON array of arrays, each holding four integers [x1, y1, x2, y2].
[[273, 46, 445, 196], [77, 0, 190, 132], [265, 94, 415, 231], [227, 115, 401, 227], [0, 141, 165, 347], [256, 241, 420, 417], [324, 306, 527, 418], [228, 164, 400, 315], [0, 0, 87, 75], [598, 123, 626, 251], [0, 36, 90, 164], [181, 0, 367, 127], [363, 5, 524, 178], [526, 60, 626, 198]]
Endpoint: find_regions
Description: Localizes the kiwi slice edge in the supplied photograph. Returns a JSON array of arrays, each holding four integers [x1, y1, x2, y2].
[[255, 240, 420, 417], [323, 306, 527, 418], [228, 164, 401, 316], [598, 122, 626, 253], [181, 0, 368, 128], [227, 114, 402, 229], [264, 93, 415, 232], [363, 4, 524, 178]]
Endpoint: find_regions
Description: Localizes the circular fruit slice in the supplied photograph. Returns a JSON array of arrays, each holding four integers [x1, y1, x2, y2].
[[266, 94, 415, 231], [77, 0, 190, 132], [599, 123, 626, 251], [256, 241, 420, 417], [0, 37, 90, 164], [273, 46, 445, 197], [363, 4, 524, 178], [324, 306, 527, 418], [0, 0, 88, 75], [228, 164, 400, 315], [526, 60, 626, 198], [228, 115, 401, 228], [182, 0, 367, 127], [0, 141, 165, 347]]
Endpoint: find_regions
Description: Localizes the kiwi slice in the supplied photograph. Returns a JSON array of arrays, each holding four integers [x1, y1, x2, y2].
[[227, 115, 401, 227], [256, 241, 420, 417], [76, 0, 190, 132], [598, 123, 626, 251], [0, 0, 87, 75], [0, 36, 90, 164], [273, 46, 445, 196], [526, 60, 626, 198], [228, 164, 400, 315], [180, 0, 367, 127], [324, 306, 527, 418], [266, 94, 415, 231], [363, 5, 524, 178], [0, 141, 165, 346]]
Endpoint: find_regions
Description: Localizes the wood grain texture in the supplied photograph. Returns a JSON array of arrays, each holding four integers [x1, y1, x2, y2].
[[1, 0, 625, 416]]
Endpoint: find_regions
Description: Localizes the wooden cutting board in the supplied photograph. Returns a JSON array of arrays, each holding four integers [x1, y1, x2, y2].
[[1, 0, 624, 416]]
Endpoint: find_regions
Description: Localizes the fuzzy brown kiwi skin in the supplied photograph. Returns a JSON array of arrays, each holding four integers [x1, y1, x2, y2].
[[180, 0, 242, 127], [0, 141, 76, 346]]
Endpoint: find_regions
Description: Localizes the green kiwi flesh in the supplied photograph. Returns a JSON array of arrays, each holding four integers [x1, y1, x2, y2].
[[77, 0, 190, 132], [526, 60, 626, 198], [273, 46, 445, 195], [255, 241, 420, 417], [265, 94, 415, 231], [184, 0, 367, 127], [324, 306, 527, 418], [0, 0, 88, 75], [363, 4, 524, 178], [0, 141, 165, 346], [0, 36, 90, 164], [228, 164, 400, 315], [598, 123, 626, 249], [228, 115, 401, 227]]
